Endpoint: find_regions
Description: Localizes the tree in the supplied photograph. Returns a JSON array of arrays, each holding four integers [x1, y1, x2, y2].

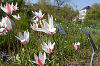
[[84, 3, 100, 26], [54, 0, 71, 7], [85, 3, 100, 20]]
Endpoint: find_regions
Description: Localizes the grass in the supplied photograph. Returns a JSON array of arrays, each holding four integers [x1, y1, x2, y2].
[[0, 20, 97, 66]]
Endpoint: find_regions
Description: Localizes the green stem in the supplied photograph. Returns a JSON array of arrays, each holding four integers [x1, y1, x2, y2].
[[49, 54, 52, 66]]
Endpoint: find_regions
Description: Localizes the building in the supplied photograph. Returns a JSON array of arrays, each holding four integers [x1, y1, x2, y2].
[[79, 6, 90, 22]]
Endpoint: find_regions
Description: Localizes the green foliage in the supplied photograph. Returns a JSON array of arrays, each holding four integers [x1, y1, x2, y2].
[[85, 3, 100, 21], [22, 0, 75, 23]]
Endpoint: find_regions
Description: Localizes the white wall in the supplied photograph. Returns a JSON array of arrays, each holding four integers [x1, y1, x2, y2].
[[79, 9, 87, 20]]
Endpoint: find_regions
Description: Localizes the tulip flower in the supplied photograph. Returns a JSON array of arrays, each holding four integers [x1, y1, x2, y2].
[[0, 28, 7, 36], [32, 9, 44, 28], [1, 2, 19, 15], [72, 42, 80, 50], [32, 8, 44, 20], [12, 14, 21, 20], [0, 17, 7, 28], [0, 16, 13, 32], [10, 2, 19, 11], [30, 23, 39, 31], [42, 14, 56, 35], [33, 52, 46, 66], [31, 14, 56, 35], [0, 31, 7, 36], [33, 18, 38, 23], [0, 2, 13, 15], [15, 30, 29, 44], [0, 16, 13, 31], [42, 40, 55, 54], [6, 16, 13, 32]]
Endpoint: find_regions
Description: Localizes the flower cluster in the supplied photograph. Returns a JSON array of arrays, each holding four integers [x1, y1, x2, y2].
[[0, 2, 21, 36], [31, 9, 56, 35]]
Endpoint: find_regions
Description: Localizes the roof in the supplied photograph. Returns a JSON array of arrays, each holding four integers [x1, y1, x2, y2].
[[81, 6, 90, 10]]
